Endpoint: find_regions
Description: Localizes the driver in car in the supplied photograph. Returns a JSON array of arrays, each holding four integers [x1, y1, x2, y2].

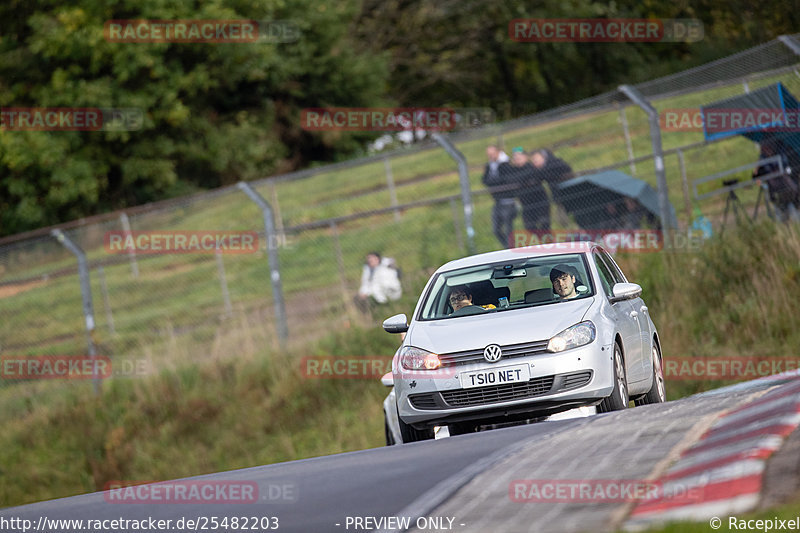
[[550, 265, 579, 300], [448, 287, 488, 316]]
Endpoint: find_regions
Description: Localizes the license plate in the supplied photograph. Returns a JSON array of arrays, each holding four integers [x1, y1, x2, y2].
[[459, 364, 530, 389]]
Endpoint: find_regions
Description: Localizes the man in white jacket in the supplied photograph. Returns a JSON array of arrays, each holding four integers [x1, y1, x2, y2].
[[355, 252, 402, 312]]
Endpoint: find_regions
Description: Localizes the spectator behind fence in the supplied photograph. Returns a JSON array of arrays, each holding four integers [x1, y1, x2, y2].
[[500, 147, 550, 231], [531, 148, 573, 227], [482, 144, 517, 248], [355, 252, 402, 313], [753, 139, 800, 222]]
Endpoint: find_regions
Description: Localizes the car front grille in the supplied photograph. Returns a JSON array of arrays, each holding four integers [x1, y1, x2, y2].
[[441, 375, 556, 407], [438, 339, 549, 366], [406, 370, 594, 411]]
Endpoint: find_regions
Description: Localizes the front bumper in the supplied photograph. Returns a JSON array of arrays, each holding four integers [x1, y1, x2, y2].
[[395, 342, 614, 428]]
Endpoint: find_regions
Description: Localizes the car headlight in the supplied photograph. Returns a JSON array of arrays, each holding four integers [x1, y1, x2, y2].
[[547, 321, 596, 353], [400, 346, 442, 370]]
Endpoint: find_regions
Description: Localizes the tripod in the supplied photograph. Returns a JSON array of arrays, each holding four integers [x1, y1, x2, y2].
[[753, 183, 775, 221], [720, 187, 750, 234]]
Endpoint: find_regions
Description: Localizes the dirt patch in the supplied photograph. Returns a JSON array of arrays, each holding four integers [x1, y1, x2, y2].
[[0, 278, 48, 299]]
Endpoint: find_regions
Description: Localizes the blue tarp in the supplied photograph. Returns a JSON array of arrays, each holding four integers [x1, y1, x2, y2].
[[701, 82, 800, 167]]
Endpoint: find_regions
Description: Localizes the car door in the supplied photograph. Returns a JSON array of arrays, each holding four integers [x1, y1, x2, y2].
[[591, 250, 645, 384], [600, 249, 651, 379]]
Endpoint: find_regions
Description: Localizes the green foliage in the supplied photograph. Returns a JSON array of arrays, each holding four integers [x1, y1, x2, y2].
[[0, 0, 388, 234], [2, 0, 800, 235], [353, 0, 800, 113]]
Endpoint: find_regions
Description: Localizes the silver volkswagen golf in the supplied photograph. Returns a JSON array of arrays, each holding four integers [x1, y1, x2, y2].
[[382, 242, 665, 444]]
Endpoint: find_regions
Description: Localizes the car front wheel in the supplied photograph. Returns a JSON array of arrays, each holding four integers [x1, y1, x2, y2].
[[397, 406, 435, 443], [384, 418, 396, 446], [598, 342, 628, 412]]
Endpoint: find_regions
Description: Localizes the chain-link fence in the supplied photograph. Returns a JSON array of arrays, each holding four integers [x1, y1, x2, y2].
[[2, 35, 799, 403]]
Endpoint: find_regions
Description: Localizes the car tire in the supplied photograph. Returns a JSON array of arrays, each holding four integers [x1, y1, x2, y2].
[[384, 418, 396, 446], [598, 342, 628, 413], [634, 343, 666, 406], [397, 407, 434, 443]]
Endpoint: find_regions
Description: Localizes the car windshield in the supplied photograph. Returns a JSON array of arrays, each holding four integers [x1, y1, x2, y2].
[[419, 253, 594, 320]]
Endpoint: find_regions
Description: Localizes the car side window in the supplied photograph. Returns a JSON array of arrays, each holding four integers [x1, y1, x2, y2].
[[592, 252, 615, 298], [598, 249, 626, 284]]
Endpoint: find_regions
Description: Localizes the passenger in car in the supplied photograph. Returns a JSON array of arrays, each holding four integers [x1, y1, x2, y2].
[[549, 265, 579, 300], [448, 287, 489, 316]]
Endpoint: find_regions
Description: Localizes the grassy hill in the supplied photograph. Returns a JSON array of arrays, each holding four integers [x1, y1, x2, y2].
[[2, 221, 799, 508], [2, 70, 800, 509]]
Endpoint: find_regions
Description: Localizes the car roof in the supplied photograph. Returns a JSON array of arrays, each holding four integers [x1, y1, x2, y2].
[[436, 242, 599, 272]]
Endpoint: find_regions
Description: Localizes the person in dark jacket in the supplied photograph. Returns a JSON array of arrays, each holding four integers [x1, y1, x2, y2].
[[501, 147, 550, 231], [482, 145, 516, 247], [531, 149, 574, 227], [753, 139, 800, 222]]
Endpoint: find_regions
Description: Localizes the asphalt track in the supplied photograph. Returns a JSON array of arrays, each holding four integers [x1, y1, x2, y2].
[[2, 373, 798, 533]]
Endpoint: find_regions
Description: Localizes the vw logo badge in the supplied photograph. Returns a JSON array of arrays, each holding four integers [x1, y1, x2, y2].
[[483, 344, 502, 363]]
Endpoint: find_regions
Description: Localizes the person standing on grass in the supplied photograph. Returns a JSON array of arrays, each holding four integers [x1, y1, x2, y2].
[[355, 252, 402, 313], [501, 147, 550, 232], [753, 139, 800, 222], [482, 144, 516, 248], [531, 148, 573, 227]]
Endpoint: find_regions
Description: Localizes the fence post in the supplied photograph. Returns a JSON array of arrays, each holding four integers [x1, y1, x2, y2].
[[236, 181, 289, 348], [97, 266, 116, 336], [777, 35, 800, 56], [51, 229, 100, 396], [449, 198, 465, 253], [619, 85, 675, 235], [269, 181, 286, 242], [676, 149, 692, 226], [384, 156, 401, 222], [215, 248, 233, 318], [119, 212, 139, 278], [431, 132, 476, 254], [328, 221, 355, 314], [618, 104, 637, 176]]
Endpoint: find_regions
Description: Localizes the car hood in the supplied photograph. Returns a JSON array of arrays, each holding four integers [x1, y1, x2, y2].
[[408, 297, 597, 353]]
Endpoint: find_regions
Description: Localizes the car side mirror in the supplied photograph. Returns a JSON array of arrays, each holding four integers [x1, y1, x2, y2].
[[610, 282, 642, 303], [380, 372, 394, 387], [382, 313, 408, 334]]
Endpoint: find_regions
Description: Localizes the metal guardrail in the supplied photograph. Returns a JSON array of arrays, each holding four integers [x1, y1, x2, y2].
[[693, 155, 784, 200]]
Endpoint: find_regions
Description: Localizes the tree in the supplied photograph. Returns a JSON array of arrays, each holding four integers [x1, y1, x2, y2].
[[0, 0, 388, 235]]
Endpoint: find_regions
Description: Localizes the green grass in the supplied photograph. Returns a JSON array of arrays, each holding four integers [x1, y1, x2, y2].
[[2, 68, 800, 510], [2, 221, 800, 508], [0, 322, 401, 507]]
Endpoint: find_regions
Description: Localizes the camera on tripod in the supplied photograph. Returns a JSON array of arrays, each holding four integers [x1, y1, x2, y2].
[[722, 178, 739, 187]]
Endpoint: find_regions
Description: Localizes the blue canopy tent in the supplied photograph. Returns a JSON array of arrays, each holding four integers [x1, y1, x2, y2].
[[700, 82, 800, 170], [558, 170, 678, 230]]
